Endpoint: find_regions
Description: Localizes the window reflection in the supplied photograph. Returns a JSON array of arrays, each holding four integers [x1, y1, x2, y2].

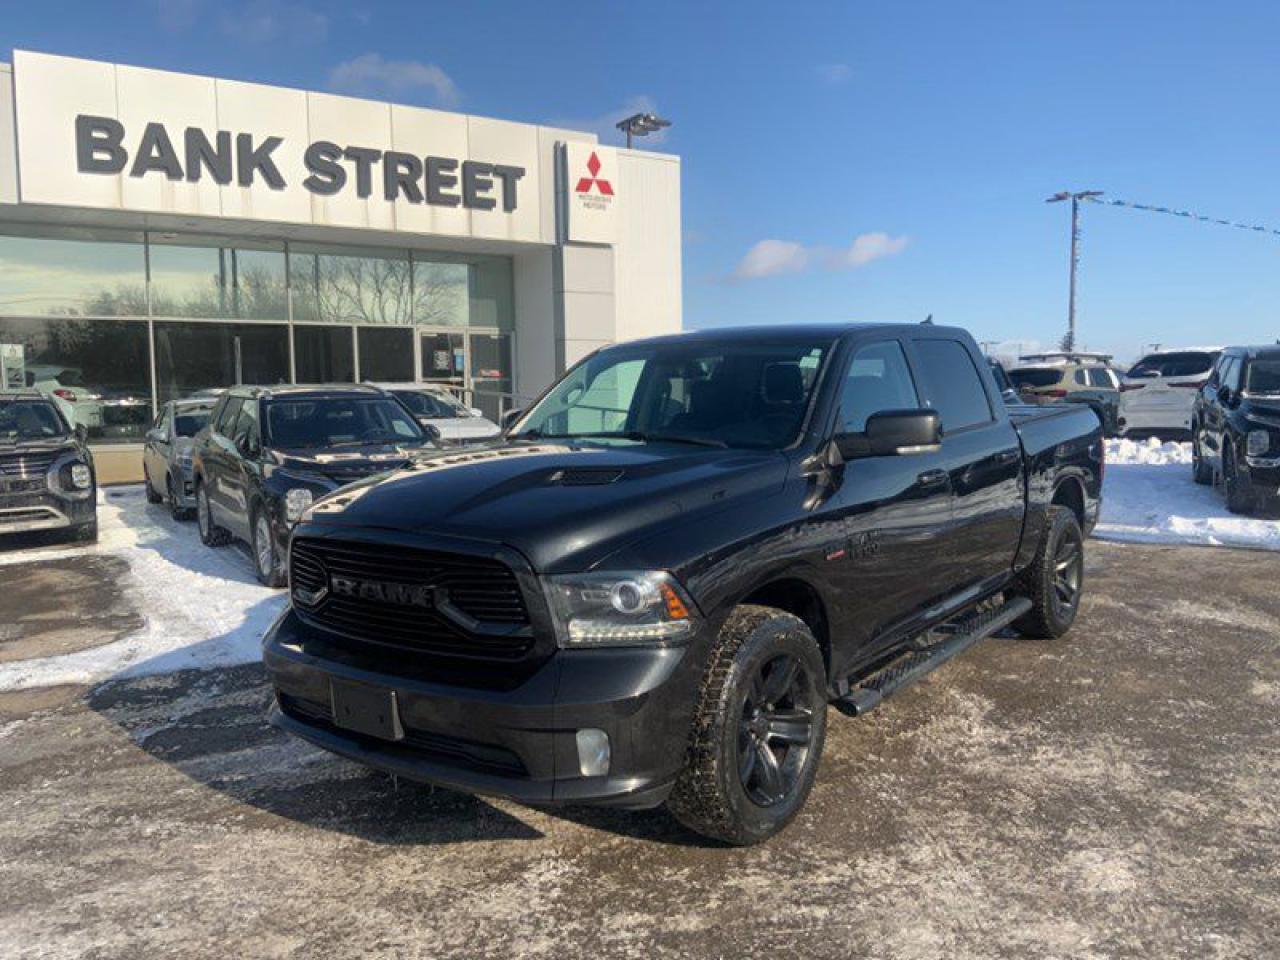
[[149, 237, 288, 320], [154, 321, 289, 404], [411, 258, 469, 327], [0, 227, 146, 317], [290, 246, 413, 324], [294, 325, 355, 383], [0, 316, 151, 442]]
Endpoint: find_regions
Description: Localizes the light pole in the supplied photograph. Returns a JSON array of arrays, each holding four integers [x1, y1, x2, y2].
[[1046, 190, 1102, 352], [615, 112, 671, 149]]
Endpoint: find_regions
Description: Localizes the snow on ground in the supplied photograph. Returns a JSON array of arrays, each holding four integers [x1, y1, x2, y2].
[[1096, 437, 1280, 551], [0, 486, 287, 691]]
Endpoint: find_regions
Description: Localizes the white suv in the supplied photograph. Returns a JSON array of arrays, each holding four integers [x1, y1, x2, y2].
[[1118, 348, 1221, 438]]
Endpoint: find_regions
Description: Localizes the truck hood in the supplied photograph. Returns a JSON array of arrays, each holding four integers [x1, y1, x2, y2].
[[301, 441, 789, 572], [272, 442, 433, 487]]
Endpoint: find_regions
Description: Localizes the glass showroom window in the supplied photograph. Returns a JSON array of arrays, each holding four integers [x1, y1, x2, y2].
[[153, 321, 289, 404], [294, 325, 355, 383], [0, 316, 151, 442], [148, 235, 288, 321], [467, 257, 515, 330], [470, 333, 514, 421], [290, 245, 413, 325], [357, 327, 414, 382], [0, 225, 146, 317], [411, 257, 469, 327]]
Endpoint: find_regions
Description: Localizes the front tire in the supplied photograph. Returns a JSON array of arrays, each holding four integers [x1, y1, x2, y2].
[[667, 605, 827, 846], [196, 481, 230, 547], [143, 464, 163, 503], [1224, 445, 1256, 515], [1012, 505, 1084, 639], [167, 475, 192, 521], [252, 506, 285, 588]]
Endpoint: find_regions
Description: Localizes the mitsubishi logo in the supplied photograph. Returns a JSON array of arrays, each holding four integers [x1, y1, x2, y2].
[[575, 152, 613, 196]]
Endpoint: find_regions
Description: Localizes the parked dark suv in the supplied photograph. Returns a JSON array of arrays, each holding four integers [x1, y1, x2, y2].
[[1192, 345, 1280, 514], [191, 384, 435, 585], [0, 390, 97, 541]]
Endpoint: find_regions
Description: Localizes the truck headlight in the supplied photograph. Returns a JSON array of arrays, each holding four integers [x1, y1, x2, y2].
[[70, 463, 92, 489], [1247, 430, 1271, 457], [544, 571, 697, 648], [284, 488, 314, 523]]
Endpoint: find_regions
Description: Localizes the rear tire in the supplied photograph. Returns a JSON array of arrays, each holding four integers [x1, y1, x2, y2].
[[667, 605, 827, 846], [1012, 505, 1084, 639], [1223, 445, 1256, 515], [196, 481, 230, 547], [252, 505, 285, 588], [1192, 427, 1213, 485]]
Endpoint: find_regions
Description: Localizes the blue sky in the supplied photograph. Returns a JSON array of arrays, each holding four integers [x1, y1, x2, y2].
[[4, 0, 1279, 361]]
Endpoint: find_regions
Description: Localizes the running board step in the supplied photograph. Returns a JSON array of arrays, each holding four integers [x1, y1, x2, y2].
[[834, 596, 1032, 717]]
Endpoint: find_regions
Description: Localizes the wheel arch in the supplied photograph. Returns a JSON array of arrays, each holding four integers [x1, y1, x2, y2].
[[735, 576, 831, 673], [1051, 474, 1087, 530]]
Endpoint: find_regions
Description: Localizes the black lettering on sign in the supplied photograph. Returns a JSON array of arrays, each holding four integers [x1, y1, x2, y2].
[[75, 115, 128, 174]]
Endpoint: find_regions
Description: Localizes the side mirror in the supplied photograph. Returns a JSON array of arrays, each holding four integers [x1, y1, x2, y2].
[[1217, 385, 1233, 405], [836, 409, 942, 459], [469, 407, 484, 418], [420, 423, 443, 444], [501, 408, 524, 430], [236, 434, 259, 458]]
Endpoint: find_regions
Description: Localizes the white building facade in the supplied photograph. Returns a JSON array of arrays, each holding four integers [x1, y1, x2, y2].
[[0, 51, 681, 476]]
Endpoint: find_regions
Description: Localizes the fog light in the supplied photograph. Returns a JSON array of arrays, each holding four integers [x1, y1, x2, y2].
[[1247, 430, 1270, 457], [70, 463, 92, 489], [575, 728, 610, 777]]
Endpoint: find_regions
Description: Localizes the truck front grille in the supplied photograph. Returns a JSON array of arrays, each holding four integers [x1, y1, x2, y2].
[[0, 451, 59, 478], [289, 537, 533, 660]]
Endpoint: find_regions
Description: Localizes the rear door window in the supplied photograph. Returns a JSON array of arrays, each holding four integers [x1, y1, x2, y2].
[[216, 398, 243, 436], [914, 339, 993, 432], [1009, 368, 1062, 389]]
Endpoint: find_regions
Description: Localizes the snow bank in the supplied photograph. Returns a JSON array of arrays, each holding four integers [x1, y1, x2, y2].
[[1097, 439, 1280, 551], [0, 487, 287, 691]]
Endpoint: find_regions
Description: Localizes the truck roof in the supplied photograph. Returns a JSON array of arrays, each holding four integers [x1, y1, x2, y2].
[[634, 322, 971, 347]]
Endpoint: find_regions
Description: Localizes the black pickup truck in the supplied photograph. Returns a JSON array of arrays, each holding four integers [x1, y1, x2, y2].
[[264, 324, 1102, 844]]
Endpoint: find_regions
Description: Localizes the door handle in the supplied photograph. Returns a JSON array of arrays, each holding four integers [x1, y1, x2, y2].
[[995, 449, 1020, 465], [916, 468, 948, 487]]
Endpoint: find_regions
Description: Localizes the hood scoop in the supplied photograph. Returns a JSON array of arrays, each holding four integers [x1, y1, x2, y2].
[[549, 467, 625, 486]]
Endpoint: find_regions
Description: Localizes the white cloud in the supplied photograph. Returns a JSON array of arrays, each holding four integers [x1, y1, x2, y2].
[[732, 240, 812, 280], [219, 2, 328, 45], [328, 53, 460, 108], [549, 95, 669, 146], [826, 232, 910, 269], [816, 63, 852, 84], [731, 233, 909, 281]]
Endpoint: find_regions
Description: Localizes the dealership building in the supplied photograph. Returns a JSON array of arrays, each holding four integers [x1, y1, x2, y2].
[[0, 50, 681, 479]]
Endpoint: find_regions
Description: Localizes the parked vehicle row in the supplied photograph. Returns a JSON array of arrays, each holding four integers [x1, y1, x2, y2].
[[0, 390, 98, 541], [1192, 345, 1280, 514], [262, 322, 1103, 845]]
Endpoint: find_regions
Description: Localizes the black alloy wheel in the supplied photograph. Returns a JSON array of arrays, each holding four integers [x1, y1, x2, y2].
[[737, 654, 817, 807], [1050, 523, 1083, 622]]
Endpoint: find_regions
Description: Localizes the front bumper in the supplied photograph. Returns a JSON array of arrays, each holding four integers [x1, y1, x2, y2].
[[0, 488, 96, 534], [263, 608, 702, 808]]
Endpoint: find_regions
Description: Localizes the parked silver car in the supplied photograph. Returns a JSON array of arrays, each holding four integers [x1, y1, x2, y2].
[[369, 382, 502, 444], [143, 398, 218, 519]]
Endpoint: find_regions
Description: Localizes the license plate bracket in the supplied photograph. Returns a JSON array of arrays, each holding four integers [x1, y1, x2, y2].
[[330, 680, 404, 742]]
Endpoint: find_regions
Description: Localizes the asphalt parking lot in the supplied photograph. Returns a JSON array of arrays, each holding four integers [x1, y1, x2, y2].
[[1, 538, 1277, 960]]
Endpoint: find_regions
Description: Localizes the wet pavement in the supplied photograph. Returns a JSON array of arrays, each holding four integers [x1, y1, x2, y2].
[[0, 539, 1277, 959]]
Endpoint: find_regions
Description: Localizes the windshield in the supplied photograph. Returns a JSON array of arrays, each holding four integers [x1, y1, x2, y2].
[[512, 337, 834, 449], [174, 406, 213, 437], [1126, 352, 1216, 379], [1245, 359, 1280, 395], [0, 400, 69, 442], [265, 396, 426, 449], [1009, 368, 1063, 388], [393, 389, 467, 419]]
